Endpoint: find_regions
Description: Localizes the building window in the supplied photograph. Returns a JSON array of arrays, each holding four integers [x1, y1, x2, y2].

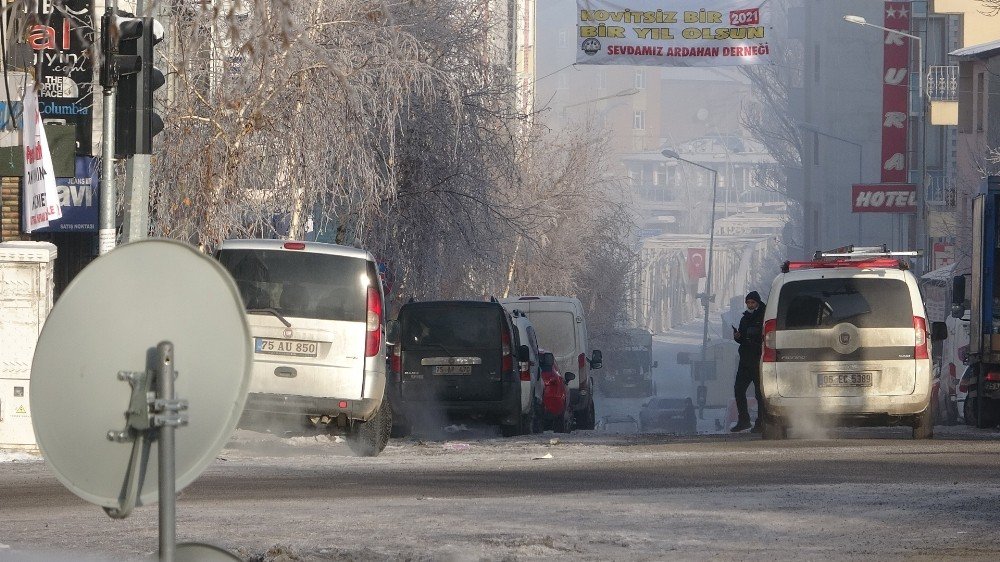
[[977, 71, 986, 131], [633, 110, 645, 130], [635, 70, 646, 90]]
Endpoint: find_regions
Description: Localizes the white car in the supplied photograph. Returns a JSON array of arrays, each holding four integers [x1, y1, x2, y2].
[[216, 239, 391, 456], [759, 251, 945, 439], [506, 307, 545, 432]]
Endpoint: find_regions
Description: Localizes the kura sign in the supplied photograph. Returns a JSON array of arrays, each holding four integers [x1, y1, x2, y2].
[[852, 184, 917, 213]]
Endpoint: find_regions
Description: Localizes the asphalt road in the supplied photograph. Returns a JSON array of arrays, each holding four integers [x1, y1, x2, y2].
[[3, 426, 1000, 560]]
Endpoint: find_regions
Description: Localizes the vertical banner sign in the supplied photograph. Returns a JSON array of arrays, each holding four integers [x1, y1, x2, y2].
[[576, 1, 773, 67], [23, 82, 63, 233], [29, 0, 96, 153], [880, 2, 910, 184]]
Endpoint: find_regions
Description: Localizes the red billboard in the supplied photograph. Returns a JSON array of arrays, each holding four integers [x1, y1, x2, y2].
[[852, 184, 917, 213], [881, 2, 911, 184]]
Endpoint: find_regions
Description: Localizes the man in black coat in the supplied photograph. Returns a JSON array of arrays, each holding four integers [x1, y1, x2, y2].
[[731, 291, 766, 432]]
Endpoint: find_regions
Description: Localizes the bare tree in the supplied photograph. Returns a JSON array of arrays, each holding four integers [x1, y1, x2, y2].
[[979, 0, 1000, 16]]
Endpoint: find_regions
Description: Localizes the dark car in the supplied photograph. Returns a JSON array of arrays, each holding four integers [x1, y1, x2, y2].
[[387, 300, 533, 437], [639, 397, 697, 434]]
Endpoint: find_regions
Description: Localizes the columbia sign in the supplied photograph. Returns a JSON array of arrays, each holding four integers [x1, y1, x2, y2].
[[851, 184, 917, 213]]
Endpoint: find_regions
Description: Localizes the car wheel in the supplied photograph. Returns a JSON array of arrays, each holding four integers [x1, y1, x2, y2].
[[346, 401, 392, 456], [576, 400, 596, 431], [964, 396, 979, 427], [912, 408, 934, 439], [761, 419, 787, 440]]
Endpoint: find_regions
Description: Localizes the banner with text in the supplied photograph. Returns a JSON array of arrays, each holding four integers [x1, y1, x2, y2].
[[576, 0, 773, 67], [852, 184, 916, 213], [22, 82, 62, 233]]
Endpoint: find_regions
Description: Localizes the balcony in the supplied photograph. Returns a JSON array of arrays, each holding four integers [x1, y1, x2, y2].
[[927, 66, 959, 101], [924, 170, 955, 207]]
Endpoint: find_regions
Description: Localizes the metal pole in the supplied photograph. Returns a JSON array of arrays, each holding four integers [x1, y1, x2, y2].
[[99, 1, 119, 255], [156, 342, 175, 562], [702, 171, 718, 363], [918, 35, 927, 268]]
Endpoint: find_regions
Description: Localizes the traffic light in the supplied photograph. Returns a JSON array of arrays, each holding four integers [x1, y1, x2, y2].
[[103, 14, 164, 157]]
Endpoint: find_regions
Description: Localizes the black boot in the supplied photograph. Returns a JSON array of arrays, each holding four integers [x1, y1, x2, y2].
[[750, 420, 763, 433], [730, 419, 752, 432]]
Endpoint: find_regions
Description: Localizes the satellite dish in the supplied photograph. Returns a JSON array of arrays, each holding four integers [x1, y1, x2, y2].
[[30, 239, 251, 509]]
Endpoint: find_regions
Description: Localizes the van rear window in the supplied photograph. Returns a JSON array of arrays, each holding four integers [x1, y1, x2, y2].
[[400, 307, 502, 350], [217, 249, 371, 322], [776, 278, 912, 330], [525, 311, 576, 358]]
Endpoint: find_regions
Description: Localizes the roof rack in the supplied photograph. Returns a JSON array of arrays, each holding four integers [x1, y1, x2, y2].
[[782, 244, 921, 273], [812, 244, 920, 260]]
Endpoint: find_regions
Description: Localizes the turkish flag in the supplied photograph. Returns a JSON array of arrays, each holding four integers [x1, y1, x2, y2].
[[687, 248, 706, 279]]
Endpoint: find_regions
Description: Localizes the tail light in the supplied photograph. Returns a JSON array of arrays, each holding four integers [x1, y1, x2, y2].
[[949, 363, 956, 381], [501, 328, 513, 373], [762, 319, 777, 362], [390, 345, 401, 375], [283, 241, 306, 250], [986, 371, 1000, 382], [578, 353, 586, 372], [913, 316, 928, 360], [519, 362, 531, 382], [959, 380, 969, 393], [364, 286, 382, 357]]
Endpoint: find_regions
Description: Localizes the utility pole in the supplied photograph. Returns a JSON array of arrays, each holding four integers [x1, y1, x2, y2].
[[99, 0, 119, 256]]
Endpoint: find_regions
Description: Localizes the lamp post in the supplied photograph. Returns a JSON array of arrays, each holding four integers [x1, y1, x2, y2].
[[662, 149, 718, 363], [796, 122, 864, 242], [843, 14, 926, 259]]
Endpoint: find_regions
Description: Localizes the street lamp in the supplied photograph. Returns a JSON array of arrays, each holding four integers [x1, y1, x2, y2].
[[843, 14, 926, 259], [662, 149, 718, 363], [796, 122, 864, 242]]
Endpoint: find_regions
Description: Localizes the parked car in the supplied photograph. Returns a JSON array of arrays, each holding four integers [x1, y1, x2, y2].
[[215, 239, 390, 457], [639, 397, 697, 434], [597, 414, 640, 433], [538, 350, 574, 433], [500, 296, 602, 429], [759, 249, 946, 440], [387, 299, 535, 436], [505, 307, 544, 433]]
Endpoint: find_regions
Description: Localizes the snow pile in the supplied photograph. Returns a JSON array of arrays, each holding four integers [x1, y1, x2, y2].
[[0, 449, 40, 464]]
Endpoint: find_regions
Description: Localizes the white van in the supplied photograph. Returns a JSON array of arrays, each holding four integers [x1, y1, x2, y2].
[[759, 250, 944, 439], [216, 239, 390, 456], [500, 296, 602, 429]]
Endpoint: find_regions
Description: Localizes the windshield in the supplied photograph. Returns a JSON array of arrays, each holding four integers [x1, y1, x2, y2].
[[217, 249, 372, 322], [606, 350, 647, 371], [777, 278, 913, 330], [400, 306, 502, 350], [524, 311, 577, 358]]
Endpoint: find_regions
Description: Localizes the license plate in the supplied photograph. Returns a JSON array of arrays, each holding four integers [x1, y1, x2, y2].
[[254, 338, 319, 357], [433, 365, 472, 375], [985, 381, 1000, 392], [818, 373, 872, 387]]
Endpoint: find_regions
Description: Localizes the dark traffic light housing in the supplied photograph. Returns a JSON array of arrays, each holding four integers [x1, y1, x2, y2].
[[102, 13, 165, 157]]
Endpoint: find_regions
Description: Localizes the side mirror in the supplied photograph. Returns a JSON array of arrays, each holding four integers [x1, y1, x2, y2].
[[651, 360, 659, 369], [590, 349, 603, 370], [952, 275, 966, 306], [564, 372, 576, 383], [931, 321, 948, 342], [677, 351, 691, 365], [386, 320, 400, 346], [517, 344, 530, 362]]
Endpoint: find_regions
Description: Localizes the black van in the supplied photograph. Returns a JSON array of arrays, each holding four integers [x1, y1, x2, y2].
[[387, 300, 529, 436]]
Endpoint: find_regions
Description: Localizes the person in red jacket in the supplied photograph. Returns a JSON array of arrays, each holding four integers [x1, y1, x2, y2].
[[539, 350, 573, 433]]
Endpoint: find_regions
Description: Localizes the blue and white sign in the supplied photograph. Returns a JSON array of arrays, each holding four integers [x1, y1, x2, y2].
[[33, 156, 100, 232]]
